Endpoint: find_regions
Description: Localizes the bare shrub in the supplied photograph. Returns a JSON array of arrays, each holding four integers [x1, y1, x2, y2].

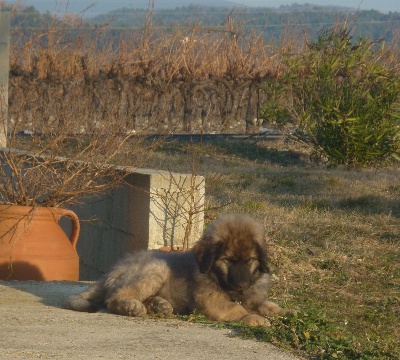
[[0, 78, 161, 207], [8, 8, 288, 134], [1, 15, 164, 207]]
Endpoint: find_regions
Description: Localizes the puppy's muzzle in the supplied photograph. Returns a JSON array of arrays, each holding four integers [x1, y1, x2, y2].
[[227, 261, 253, 292]]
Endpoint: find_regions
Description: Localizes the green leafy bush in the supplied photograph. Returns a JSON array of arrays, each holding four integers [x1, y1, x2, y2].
[[261, 26, 400, 167]]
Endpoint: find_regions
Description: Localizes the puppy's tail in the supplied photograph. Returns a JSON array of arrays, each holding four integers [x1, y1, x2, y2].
[[64, 281, 106, 313]]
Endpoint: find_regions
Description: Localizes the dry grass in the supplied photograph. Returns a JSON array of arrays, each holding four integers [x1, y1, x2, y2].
[[135, 137, 400, 358]]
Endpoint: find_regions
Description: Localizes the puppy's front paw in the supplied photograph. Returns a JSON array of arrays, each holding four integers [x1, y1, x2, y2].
[[258, 300, 287, 317], [241, 313, 271, 327], [145, 296, 173, 315], [107, 298, 147, 317]]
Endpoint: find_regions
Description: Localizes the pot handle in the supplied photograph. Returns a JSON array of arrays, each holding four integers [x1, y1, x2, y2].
[[58, 209, 80, 250]]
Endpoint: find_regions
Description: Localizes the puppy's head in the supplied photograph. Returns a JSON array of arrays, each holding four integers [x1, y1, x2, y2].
[[193, 214, 269, 291]]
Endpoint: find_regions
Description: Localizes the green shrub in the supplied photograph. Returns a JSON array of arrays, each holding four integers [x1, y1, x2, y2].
[[261, 26, 400, 167]]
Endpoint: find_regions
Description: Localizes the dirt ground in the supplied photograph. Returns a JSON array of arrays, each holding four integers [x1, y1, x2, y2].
[[0, 281, 298, 360]]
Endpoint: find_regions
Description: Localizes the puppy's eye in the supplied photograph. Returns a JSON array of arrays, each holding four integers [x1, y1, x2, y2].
[[221, 257, 235, 264]]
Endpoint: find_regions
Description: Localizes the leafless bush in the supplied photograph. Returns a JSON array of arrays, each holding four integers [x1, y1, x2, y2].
[[1, 69, 161, 208], [0, 8, 174, 208], [8, 8, 293, 135]]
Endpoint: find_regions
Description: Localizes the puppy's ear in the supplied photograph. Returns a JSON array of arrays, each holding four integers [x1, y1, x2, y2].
[[257, 243, 270, 273], [194, 236, 223, 274]]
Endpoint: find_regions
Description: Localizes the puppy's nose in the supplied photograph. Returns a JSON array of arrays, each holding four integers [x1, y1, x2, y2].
[[236, 283, 250, 292]]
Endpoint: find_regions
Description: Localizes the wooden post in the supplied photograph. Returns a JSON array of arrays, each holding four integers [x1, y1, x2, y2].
[[0, 12, 10, 147]]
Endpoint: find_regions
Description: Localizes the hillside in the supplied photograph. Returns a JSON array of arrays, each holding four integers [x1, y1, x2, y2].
[[86, 4, 400, 44], [6, 0, 241, 17], [6, 2, 399, 44]]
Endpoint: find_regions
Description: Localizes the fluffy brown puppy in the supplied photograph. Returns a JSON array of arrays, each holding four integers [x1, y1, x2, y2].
[[65, 214, 289, 326]]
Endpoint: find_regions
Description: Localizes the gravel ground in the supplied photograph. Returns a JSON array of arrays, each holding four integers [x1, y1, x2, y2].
[[0, 281, 298, 360]]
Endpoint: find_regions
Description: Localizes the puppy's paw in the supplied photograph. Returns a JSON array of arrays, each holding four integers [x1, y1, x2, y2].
[[240, 313, 271, 327], [107, 298, 147, 317], [280, 307, 299, 315], [258, 300, 287, 317], [145, 296, 173, 316]]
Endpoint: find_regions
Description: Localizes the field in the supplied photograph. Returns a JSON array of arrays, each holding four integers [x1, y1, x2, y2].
[[136, 137, 400, 359]]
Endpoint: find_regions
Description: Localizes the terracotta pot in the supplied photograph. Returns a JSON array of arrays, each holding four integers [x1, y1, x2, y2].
[[0, 204, 80, 281]]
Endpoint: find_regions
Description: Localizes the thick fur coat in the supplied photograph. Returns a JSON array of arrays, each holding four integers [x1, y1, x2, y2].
[[65, 214, 289, 326]]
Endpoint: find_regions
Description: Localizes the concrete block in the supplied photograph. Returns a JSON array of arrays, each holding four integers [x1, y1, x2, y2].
[[68, 167, 205, 280]]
